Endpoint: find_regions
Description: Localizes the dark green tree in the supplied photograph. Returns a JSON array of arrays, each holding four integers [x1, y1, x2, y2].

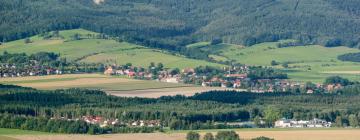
[[215, 131, 240, 140], [203, 133, 215, 140], [187, 131, 200, 140]]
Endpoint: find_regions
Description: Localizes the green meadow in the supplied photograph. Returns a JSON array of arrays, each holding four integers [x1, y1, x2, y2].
[[0, 29, 223, 69], [0, 74, 192, 91], [0, 128, 48, 135], [188, 40, 360, 83], [79, 49, 222, 69], [1, 28, 360, 82]]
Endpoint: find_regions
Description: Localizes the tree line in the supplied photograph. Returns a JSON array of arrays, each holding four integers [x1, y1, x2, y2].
[[186, 131, 273, 140], [1, 0, 360, 53], [1, 84, 360, 134]]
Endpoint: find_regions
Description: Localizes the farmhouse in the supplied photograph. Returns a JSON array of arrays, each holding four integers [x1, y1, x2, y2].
[[104, 66, 115, 75], [225, 74, 247, 79], [82, 116, 120, 128], [129, 120, 161, 127], [275, 118, 331, 128], [161, 77, 180, 83]]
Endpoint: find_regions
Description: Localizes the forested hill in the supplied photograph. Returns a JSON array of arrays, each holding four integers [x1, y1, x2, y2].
[[1, 0, 360, 50]]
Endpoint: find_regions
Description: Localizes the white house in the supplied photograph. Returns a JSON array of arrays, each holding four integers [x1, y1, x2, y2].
[[275, 118, 331, 128], [275, 118, 293, 128]]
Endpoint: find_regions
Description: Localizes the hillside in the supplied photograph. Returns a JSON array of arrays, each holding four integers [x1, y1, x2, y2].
[[187, 41, 360, 82], [1, 0, 360, 50], [0, 29, 223, 69]]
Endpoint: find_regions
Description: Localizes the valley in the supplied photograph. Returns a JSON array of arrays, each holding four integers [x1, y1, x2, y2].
[[1, 29, 359, 83], [1, 1, 360, 140]]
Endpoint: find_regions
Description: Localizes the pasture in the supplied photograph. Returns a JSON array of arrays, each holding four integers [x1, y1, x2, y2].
[[79, 49, 222, 69], [0, 74, 223, 98], [0, 128, 48, 135], [0, 29, 223, 69], [189, 40, 360, 82], [5, 129, 360, 140]]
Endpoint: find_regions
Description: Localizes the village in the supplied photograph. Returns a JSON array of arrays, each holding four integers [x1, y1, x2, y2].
[[103, 64, 344, 94], [0, 63, 63, 78], [52, 116, 162, 128], [0, 60, 344, 94], [51, 115, 333, 129], [0, 58, 344, 94], [275, 118, 332, 128]]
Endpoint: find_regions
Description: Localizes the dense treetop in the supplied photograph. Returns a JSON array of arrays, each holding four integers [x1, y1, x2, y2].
[[1, 0, 360, 50]]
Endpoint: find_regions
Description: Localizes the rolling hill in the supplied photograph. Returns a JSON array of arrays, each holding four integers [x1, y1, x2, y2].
[[0, 29, 223, 69], [1, 28, 359, 82], [187, 41, 360, 82], [1, 0, 360, 50]]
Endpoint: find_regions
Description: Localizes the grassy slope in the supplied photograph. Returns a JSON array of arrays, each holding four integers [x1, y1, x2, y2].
[[1, 28, 359, 82], [0, 29, 223, 69], [189, 41, 360, 83]]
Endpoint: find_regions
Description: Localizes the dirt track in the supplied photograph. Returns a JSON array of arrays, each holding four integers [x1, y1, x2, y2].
[[9, 129, 360, 140]]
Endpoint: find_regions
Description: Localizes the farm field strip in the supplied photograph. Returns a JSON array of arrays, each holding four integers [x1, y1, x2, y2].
[[5, 129, 360, 140], [0, 128, 49, 135], [107, 86, 235, 98], [0, 136, 19, 140], [0, 74, 220, 97]]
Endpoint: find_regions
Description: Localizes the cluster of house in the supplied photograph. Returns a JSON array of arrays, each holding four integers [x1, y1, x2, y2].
[[82, 116, 120, 128], [275, 118, 332, 128], [103, 65, 344, 93], [53, 116, 162, 128], [104, 66, 182, 83], [192, 75, 342, 94], [0, 64, 63, 78]]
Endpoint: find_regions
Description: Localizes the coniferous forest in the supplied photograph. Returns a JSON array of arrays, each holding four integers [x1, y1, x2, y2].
[[1, 84, 360, 134], [2, 0, 360, 138], [1, 0, 360, 51]]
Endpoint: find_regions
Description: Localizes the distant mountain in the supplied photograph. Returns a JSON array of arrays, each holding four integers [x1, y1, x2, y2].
[[1, 0, 360, 50]]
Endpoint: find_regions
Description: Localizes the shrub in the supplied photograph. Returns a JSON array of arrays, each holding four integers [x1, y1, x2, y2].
[[215, 131, 240, 140], [251, 136, 274, 140], [203, 133, 215, 140], [187, 131, 200, 140]]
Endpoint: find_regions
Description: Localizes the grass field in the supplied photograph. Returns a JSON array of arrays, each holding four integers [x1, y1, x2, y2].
[[0, 128, 48, 135], [188, 40, 360, 83], [0, 136, 19, 140], [4, 128, 360, 140], [0, 74, 224, 98], [80, 49, 222, 69], [0, 74, 188, 90], [0, 29, 223, 69], [1, 28, 359, 82]]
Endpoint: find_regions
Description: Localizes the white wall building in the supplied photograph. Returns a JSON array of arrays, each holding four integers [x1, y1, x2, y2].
[[275, 118, 331, 128]]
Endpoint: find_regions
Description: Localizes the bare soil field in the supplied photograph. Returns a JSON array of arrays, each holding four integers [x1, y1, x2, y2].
[[0, 74, 229, 97], [8, 129, 360, 140]]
